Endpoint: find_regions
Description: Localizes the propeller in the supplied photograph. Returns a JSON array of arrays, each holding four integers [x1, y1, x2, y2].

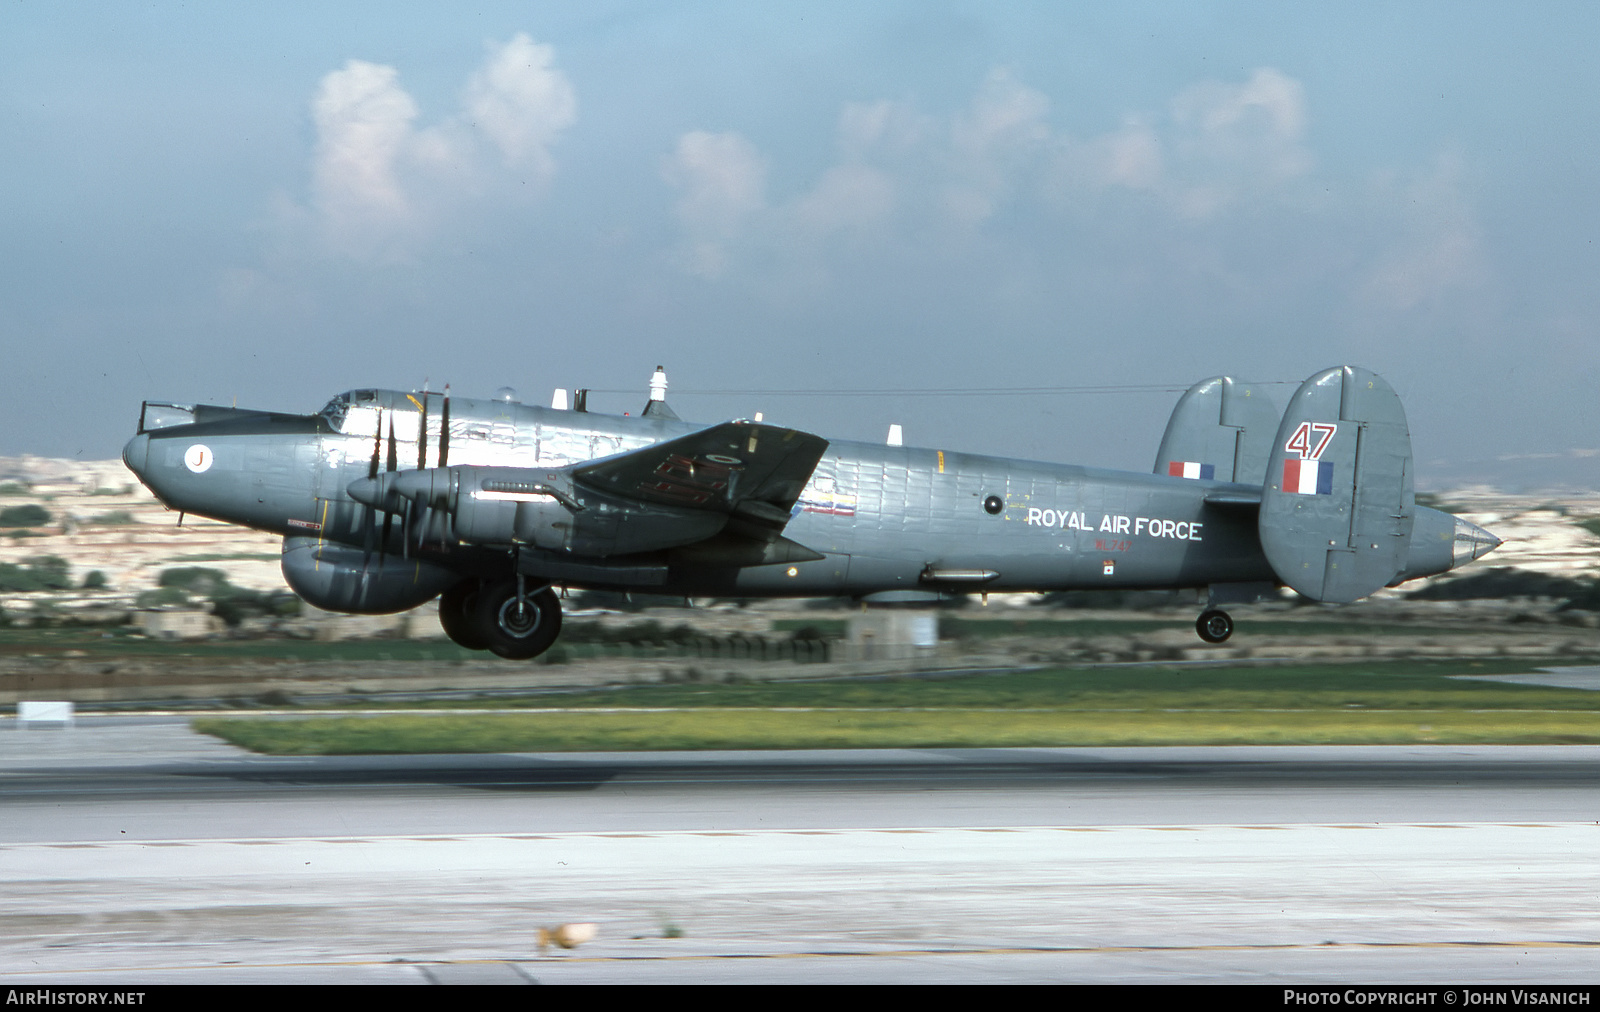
[[348, 466, 456, 557], [360, 408, 383, 556], [417, 385, 428, 471], [379, 415, 398, 564], [439, 385, 451, 468], [347, 388, 459, 564]]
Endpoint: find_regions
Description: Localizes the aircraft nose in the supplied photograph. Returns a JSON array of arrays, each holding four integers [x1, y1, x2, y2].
[[122, 432, 150, 476], [1452, 517, 1501, 566]]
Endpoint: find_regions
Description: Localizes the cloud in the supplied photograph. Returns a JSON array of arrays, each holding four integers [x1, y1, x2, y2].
[[662, 66, 1326, 279], [941, 70, 1052, 226], [311, 60, 419, 232], [1360, 153, 1488, 311], [1163, 67, 1313, 217], [662, 130, 767, 278], [301, 34, 576, 258], [790, 163, 895, 236], [462, 33, 577, 171]]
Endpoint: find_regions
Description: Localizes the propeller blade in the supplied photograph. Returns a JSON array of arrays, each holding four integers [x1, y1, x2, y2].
[[438, 385, 450, 468], [362, 409, 383, 556], [386, 416, 398, 473], [367, 409, 382, 480], [361, 499, 375, 554], [417, 394, 429, 470], [380, 510, 393, 570], [437, 497, 454, 548], [413, 497, 430, 555]]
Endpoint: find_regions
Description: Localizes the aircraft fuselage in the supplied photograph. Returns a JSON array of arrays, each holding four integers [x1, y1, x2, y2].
[[121, 386, 1471, 605]]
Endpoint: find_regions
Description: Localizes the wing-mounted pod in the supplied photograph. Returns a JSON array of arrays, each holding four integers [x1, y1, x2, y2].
[[1155, 377, 1280, 484], [1258, 366, 1414, 603]]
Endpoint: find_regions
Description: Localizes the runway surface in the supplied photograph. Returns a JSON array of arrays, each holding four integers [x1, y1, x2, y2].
[[3, 717, 1599, 984]]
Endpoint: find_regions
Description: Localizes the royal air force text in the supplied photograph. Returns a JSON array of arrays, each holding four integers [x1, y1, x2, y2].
[[1024, 509, 1203, 542]]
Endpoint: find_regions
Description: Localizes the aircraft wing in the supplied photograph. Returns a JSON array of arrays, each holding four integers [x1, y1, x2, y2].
[[572, 420, 829, 537]]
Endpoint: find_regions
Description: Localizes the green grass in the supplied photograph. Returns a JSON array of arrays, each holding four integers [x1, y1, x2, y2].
[[194, 708, 1600, 754], [193, 659, 1600, 754], [408, 660, 1600, 712]]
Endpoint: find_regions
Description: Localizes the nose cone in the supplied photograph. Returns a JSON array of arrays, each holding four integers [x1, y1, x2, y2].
[[346, 475, 381, 508], [122, 432, 150, 477], [1453, 517, 1501, 566]]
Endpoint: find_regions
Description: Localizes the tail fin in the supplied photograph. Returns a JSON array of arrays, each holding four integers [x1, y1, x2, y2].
[[1257, 366, 1414, 603], [1155, 376, 1281, 484]]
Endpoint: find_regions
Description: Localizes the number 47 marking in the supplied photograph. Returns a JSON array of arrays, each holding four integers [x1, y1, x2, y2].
[[1285, 421, 1337, 460]]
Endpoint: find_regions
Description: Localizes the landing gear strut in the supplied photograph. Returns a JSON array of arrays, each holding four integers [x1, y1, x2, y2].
[[1195, 608, 1233, 643], [473, 577, 563, 659]]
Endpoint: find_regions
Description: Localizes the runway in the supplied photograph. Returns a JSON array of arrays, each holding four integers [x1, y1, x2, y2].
[[3, 717, 1599, 984]]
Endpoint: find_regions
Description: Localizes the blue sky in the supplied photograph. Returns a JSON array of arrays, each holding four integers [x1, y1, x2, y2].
[[4, 2, 1598, 488]]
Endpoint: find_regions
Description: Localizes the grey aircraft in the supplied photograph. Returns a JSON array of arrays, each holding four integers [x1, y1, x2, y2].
[[121, 365, 1500, 658]]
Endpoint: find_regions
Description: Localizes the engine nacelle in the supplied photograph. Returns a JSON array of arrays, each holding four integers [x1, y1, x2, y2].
[[346, 465, 728, 558], [449, 466, 724, 556], [281, 535, 458, 614], [451, 470, 574, 552]]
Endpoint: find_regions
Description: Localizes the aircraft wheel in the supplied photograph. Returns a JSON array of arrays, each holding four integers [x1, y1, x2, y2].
[[438, 580, 489, 651], [1196, 609, 1234, 644], [474, 580, 562, 660]]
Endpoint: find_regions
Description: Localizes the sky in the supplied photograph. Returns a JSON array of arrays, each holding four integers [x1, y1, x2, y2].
[[4, 2, 1599, 489]]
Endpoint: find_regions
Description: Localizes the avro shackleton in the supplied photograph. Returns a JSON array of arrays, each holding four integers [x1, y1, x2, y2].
[[122, 365, 1500, 658]]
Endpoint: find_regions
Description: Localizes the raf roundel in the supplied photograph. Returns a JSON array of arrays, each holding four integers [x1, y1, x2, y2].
[[183, 444, 213, 474]]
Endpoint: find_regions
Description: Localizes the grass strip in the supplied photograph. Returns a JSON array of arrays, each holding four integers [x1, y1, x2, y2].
[[389, 660, 1600, 713], [194, 707, 1600, 755]]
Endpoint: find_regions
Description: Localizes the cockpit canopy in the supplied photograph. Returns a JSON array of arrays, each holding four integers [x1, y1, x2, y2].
[[319, 390, 382, 436]]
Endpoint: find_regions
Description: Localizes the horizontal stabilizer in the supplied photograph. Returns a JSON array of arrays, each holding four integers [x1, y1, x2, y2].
[[1203, 489, 1262, 509], [1258, 366, 1414, 603], [1155, 377, 1280, 485]]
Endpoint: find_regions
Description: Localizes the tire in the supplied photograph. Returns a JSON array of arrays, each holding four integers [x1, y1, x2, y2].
[[473, 580, 562, 660], [1195, 609, 1233, 644], [438, 580, 489, 651]]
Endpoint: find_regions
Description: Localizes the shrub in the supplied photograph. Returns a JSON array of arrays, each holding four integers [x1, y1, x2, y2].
[[0, 504, 52, 527], [0, 556, 71, 592]]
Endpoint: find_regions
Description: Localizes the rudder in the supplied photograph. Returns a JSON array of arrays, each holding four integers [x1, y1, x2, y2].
[[1258, 366, 1414, 603]]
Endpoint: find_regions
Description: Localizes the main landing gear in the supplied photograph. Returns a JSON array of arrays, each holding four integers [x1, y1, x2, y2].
[[1195, 608, 1234, 644], [438, 577, 563, 659]]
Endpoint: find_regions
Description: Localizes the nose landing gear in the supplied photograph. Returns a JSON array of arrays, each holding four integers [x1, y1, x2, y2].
[[1195, 608, 1234, 644]]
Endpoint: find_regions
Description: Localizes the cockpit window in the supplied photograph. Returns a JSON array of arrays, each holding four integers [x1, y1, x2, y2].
[[319, 393, 352, 433], [319, 391, 385, 437]]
